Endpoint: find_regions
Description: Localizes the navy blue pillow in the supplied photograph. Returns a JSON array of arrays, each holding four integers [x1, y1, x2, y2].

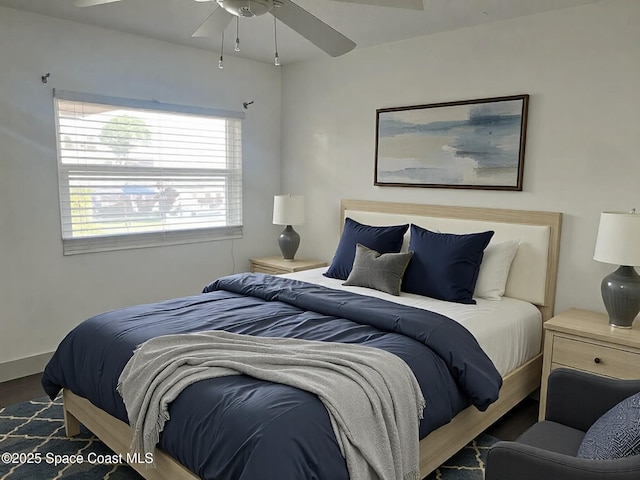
[[578, 391, 640, 460], [402, 225, 494, 304], [324, 218, 409, 280]]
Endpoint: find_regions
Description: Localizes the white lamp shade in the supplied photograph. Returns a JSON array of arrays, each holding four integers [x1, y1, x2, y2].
[[273, 195, 305, 226], [594, 211, 640, 266]]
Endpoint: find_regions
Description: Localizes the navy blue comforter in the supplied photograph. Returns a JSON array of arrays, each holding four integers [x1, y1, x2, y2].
[[42, 273, 502, 480]]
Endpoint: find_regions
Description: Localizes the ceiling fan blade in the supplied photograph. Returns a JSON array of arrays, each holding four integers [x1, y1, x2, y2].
[[192, 6, 234, 37], [329, 0, 423, 10], [74, 0, 122, 7], [272, 0, 356, 57]]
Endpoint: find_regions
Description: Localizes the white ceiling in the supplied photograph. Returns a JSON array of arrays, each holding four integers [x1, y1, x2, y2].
[[0, 0, 602, 64]]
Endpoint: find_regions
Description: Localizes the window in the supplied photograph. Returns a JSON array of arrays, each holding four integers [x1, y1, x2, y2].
[[53, 90, 243, 255]]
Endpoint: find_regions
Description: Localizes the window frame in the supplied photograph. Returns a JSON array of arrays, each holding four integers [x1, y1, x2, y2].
[[53, 90, 244, 255]]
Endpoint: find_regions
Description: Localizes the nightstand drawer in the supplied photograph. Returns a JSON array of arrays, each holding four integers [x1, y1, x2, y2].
[[553, 335, 640, 379], [540, 308, 640, 419]]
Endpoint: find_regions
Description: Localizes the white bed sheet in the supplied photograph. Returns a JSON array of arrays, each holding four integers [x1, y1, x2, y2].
[[280, 268, 542, 377]]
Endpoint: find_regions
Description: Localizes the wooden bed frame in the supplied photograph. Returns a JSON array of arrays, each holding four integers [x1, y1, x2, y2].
[[62, 200, 562, 479]]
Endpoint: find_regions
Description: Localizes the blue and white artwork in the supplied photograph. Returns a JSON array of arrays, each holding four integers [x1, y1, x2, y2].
[[375, 95, 528, 190]]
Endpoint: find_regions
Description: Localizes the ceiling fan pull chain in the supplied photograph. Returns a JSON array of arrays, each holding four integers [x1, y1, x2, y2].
[[273, 16, 280, 66], [219, 31, 225, 69], [235, 17, 240, 52]]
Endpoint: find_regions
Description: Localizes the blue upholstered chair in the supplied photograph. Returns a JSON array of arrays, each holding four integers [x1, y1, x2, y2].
[[485, 368, 640, 480]]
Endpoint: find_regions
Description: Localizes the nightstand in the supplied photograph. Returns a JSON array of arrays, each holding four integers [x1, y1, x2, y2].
[[539, 308, 640, 418], [249, 256, 327, 275]]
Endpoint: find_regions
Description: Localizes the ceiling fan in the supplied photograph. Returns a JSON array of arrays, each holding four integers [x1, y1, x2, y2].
[[73, 0, 423, 58]]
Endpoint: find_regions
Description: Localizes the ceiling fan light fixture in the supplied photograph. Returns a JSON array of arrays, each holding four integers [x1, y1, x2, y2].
[[216, 0, 274, 18]]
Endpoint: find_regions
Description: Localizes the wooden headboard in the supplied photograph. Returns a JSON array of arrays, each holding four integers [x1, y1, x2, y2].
[[340, 200, 562, 321]]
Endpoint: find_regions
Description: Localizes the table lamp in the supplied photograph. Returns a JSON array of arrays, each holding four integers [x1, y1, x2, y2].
[[273, 194, 305, 261], [593, 209, 640, 328]]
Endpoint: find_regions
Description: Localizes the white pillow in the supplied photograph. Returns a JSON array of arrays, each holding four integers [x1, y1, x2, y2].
[[474, 240, 520, 301]]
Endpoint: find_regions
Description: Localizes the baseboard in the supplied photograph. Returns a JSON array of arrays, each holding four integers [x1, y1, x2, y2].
[[0, 352, 53, 383]]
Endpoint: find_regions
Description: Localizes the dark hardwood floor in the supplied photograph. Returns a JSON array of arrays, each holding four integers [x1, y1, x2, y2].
[[0, 373, 46, 408], [0, 373, 538, 441], [485, 396, 538, 441]]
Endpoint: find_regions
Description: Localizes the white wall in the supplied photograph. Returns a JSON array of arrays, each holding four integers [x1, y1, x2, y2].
[[281, 0, 640, 317], [0, 7, 282, 380]]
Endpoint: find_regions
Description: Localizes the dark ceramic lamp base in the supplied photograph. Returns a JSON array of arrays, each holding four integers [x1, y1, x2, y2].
[[278, 225, 300, 261], [601, 265, 640, 328]]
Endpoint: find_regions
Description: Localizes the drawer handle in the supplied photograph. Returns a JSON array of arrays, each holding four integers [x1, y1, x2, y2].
[[594, 357, 601, 364]]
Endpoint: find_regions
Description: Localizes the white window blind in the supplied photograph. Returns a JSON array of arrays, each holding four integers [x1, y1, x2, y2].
[[53, 90, 243, 255]]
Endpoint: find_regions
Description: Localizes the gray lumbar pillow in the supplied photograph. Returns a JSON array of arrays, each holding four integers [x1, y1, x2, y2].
[[343, 243, 413, 296]]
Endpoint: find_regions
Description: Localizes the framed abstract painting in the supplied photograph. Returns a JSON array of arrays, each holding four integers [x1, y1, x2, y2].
[[374, 94, 529, 190]]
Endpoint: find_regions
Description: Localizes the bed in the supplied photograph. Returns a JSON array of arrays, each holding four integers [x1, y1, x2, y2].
[[42, 199, 562, 480]]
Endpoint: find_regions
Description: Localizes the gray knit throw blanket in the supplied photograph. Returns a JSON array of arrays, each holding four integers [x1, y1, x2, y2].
[[117, 330, 425, 480]]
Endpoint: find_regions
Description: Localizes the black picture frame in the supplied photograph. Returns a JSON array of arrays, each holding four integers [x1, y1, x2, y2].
[[375, 94, 529, 190]]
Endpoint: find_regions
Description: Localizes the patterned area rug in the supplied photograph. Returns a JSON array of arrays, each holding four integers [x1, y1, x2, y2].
[[423, 433, 497, 480], [0, 396, 497, 479]]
